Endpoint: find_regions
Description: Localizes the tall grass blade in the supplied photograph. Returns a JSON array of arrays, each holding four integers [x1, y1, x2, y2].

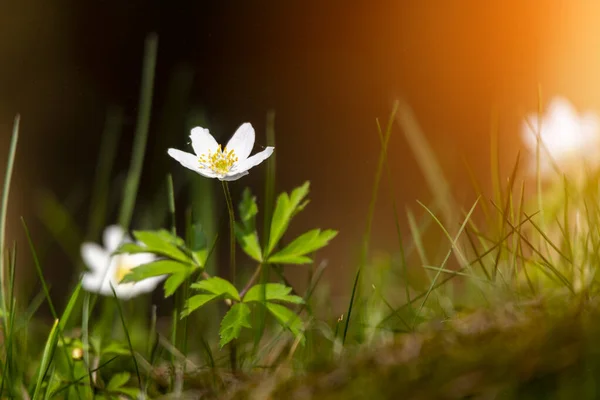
[[343, 103, 396, 345], [0, 115, 19, 324], [21, 218, 81, 398], [167, 174, 176, 235], [396, 100, 456, 227], [118, 33, 158, 228], [32, 319, 60, 400], [88, 106, 123, 239]]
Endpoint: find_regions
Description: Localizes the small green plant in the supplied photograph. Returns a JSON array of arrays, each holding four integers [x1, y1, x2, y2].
[[116, 182, 337, 348]]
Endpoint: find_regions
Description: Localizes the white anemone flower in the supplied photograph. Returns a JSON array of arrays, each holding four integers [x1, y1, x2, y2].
[[522, 97, 600, 176], [80, 225, 164, 300], [167, 123, 274, 181]]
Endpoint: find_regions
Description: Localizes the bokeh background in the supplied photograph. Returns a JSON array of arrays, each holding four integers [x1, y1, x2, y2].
[[1, 1, 599, 310]]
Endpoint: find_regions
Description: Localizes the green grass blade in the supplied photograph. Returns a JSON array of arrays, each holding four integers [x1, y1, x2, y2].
[[396, 100, 456, 226], [58, 282, 82, 332], [490, 108, 503, 225], [167, 174, 176, 235], [88, 106, 123, 239], [110, 285, 142, 389], [36, 190, 83, 264], [21, 219, 58, 319], [0, 115, 19, 324], [118, 33, 158, 228], [415, 199, 480, 321], [343, 103, 396, 345], [21, 218, 81, 398], [375, 107, 411, 305], [32, 319, 60, 400], [263, 110, 277, 246]]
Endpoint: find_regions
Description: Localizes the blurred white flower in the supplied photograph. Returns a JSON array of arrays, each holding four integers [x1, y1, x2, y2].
[[80, 225, 164, 299], [167, 123, 274, 181], [522, 97, 600, 176]]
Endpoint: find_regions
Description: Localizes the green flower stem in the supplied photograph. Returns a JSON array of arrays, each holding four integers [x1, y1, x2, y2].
[[222, 181, 236, 286], [221, 181, 237, 372], [240, 263, 263, 298]]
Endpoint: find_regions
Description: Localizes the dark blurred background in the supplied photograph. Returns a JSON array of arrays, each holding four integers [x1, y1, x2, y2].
[[2, 1, 599, 309]]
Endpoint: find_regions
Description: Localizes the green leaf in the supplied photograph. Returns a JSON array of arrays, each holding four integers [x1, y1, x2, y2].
[[191, 276, 240, 301], [235, 224, 262, 262], [132, 229, 190, 263], [267, 229, 338, 264], [181, 293, 220, 317], [120, 260, 189, 283], [266, 181, 311, 256], [164, 272, 188, 297], [265, 302, 304, 340], [107, 372, 130, 390], [243, 283, 304, 304], [235, 188, 263, 262], [219, 303, 251, 348]]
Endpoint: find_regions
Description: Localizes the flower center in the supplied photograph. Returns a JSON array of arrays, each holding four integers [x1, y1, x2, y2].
[[114, 258, 134, 283], [199, 145, 238, 175]]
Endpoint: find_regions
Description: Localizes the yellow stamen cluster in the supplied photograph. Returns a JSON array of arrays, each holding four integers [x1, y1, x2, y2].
[[199, 145, 238, 175], [114, 258, 133, 283]]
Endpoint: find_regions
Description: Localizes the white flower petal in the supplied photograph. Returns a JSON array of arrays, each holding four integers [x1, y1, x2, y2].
[[190, 127, 219, 156], [231, 146, 274, 174], [129, 275, 165, 296], [103, 225, 128, 253], [168, 149, 219, 178], [168, 148, 201, 171], [127, 252, 156, 267], [196, 169, 219, 179], [220, 171, 249, 181], [225, 123, 255, 161], [82, 272, 110, 295], [112, 284, 134, 300], [81, 243, 109, 272]]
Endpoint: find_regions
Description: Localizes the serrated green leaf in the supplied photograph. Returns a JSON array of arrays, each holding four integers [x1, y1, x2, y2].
[[181, 293, 220, 317], [107, 372, 130, 390], [265, 302, 304, 340], [191, 276, 240, 301], [243, 283, 304, 304], [266, 182, 311, 256], [164, 272, 188, 297], [121, 260, 189, 283], [267, 229, 337, 264], [235, 223, 262, 262], [132, 230, 190, 263], [219, 303, 251, 348]]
